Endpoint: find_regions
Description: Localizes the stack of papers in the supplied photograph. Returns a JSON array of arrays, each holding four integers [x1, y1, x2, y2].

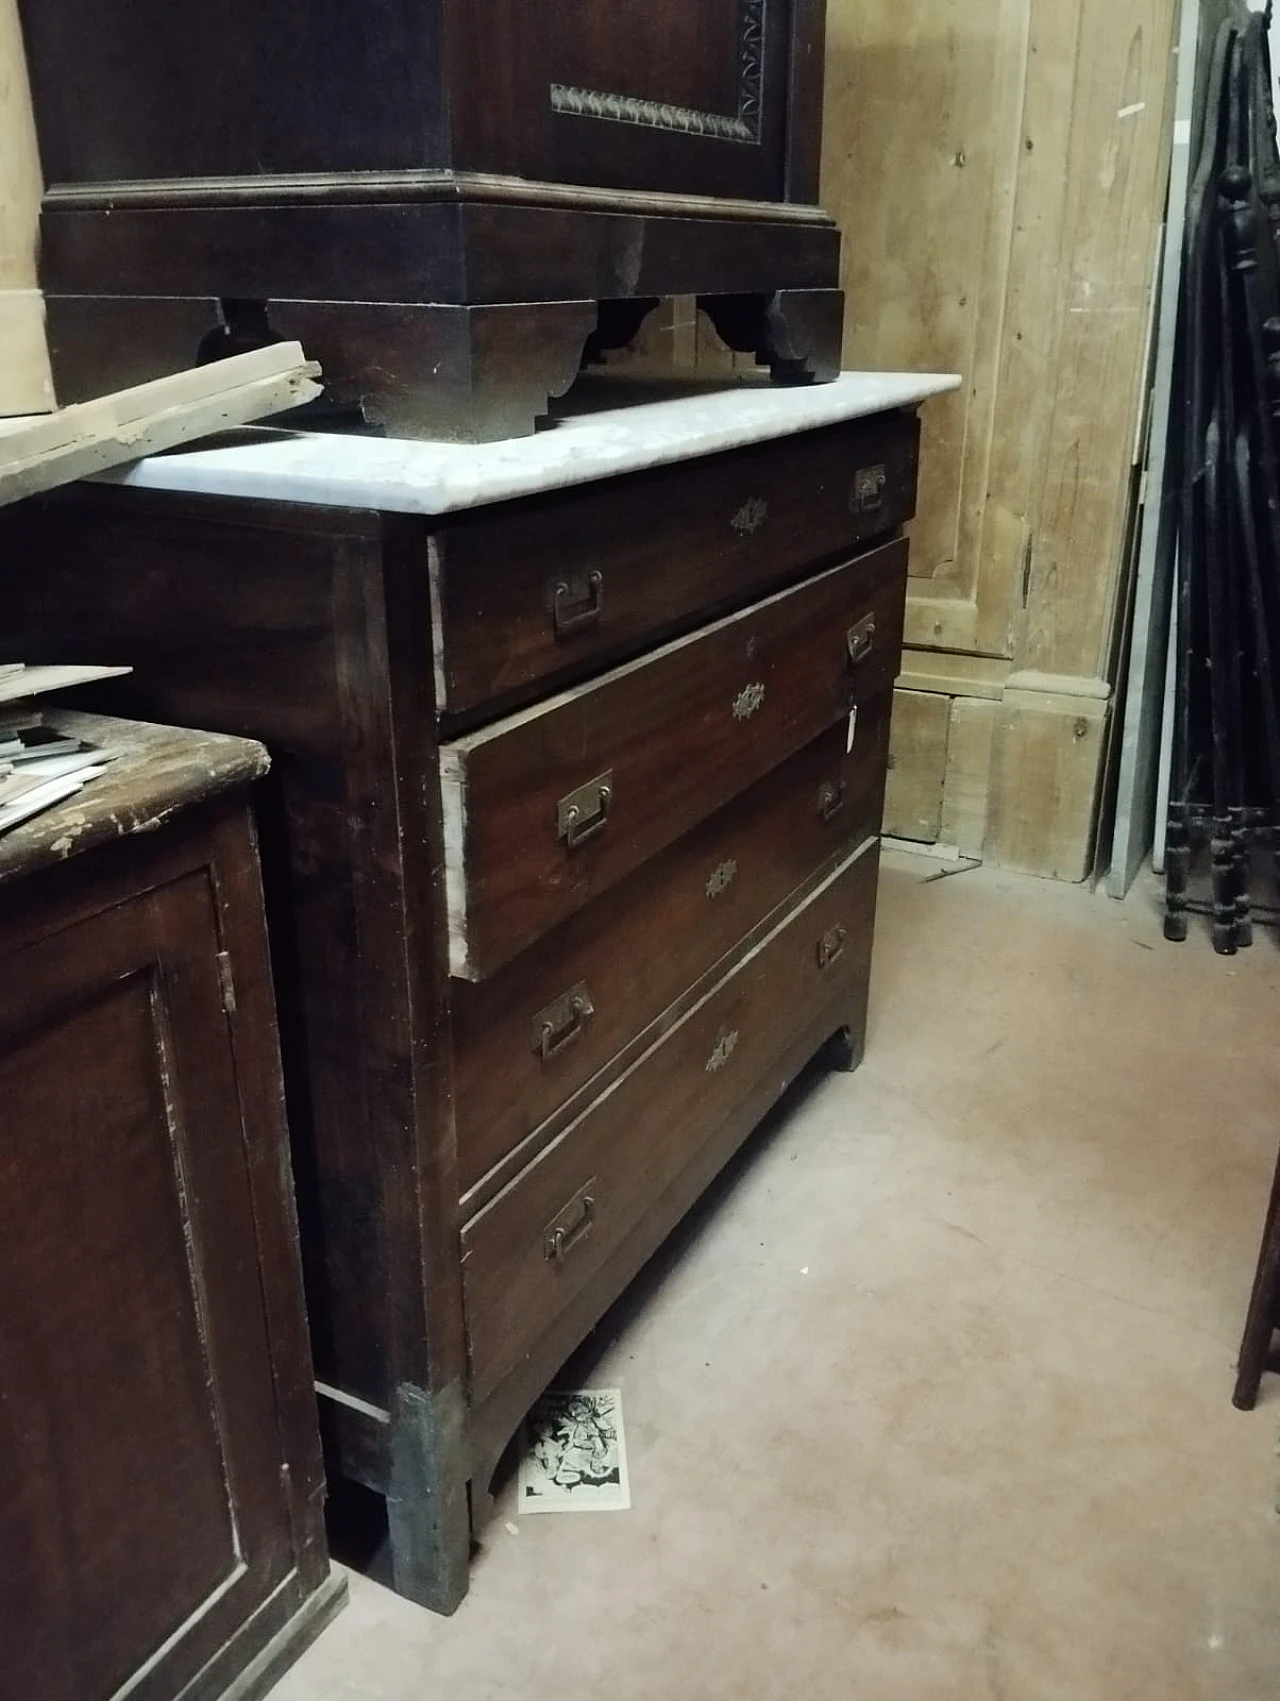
[[0, 712, 120, 835], [0, 664, 133, 836]]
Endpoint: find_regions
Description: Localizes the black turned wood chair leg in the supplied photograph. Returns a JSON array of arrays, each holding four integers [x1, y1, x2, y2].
[[385, 1382, 472, 1616], [1211, 818, 1240, 953], [1163, 804, 1191, 941], [698, 289, 845, 384], [1234, 1141, 1280, 1409], [1231, 807, 1254, 947]]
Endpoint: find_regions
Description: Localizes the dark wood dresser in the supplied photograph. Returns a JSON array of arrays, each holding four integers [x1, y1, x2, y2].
[[16, 0, 841, 439], [0, 372, 956, 1613], [0, 713, 344, 1701]]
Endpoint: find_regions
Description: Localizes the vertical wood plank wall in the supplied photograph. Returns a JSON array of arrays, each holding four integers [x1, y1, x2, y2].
[[822, 0, 1179, 878], [0, 0, 52, 414]]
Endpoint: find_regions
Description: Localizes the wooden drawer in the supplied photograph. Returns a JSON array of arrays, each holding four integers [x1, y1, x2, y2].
[[440, 537, 907, 979], [430, 412, 920, 721], [453, 695, 892, 1197], [461, 839, 880, 1403]]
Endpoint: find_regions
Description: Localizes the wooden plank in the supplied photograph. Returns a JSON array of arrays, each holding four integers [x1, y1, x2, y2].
[[883, 689, 951, 842], [970, 0, 1087, 660], [939, 696, 997, 855], [821, 0, 1031, 626], [0, 343, 323, 507], [0, 0, 52, 414], [897, 648, 1011, 700], [903, 589, 981, 654], [1014, 0, 1179, 678], [1106, 0, 1212, 897], [820, 0, 1178, 884], [0, 664, 130, 703], [984, 683, 1110, 880], [0, 292, 52, 416]]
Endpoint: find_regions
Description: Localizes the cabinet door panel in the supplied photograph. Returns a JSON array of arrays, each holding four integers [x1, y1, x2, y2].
[[0, 873, 297, 1701], [544, 0, 792, 200], [553, 0, 745, 116]]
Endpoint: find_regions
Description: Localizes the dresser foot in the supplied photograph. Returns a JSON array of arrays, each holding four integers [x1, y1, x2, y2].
[[698, 288, 845, 384], [264, 298, 602, 441], [46, 292, 603, 442], [584, 297, 664, 365], [45, 293, 230, 402], [825, 1022, 865, 1073], [385, 1382, 472, 1615]]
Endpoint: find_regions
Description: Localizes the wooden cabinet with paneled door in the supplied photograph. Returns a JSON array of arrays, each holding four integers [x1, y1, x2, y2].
[[0, 715, 343, 1701], [823, 0, 1179, 877]]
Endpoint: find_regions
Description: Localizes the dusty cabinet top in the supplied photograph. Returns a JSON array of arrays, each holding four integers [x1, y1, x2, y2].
[[0, 711, 269, 884]]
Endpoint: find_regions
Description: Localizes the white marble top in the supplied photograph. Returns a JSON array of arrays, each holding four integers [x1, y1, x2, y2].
[[99, 370, 960, 516]]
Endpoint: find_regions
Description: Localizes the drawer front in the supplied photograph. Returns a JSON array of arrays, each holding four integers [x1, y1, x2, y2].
[[431, 412, 920, 720], [461, 840, 880, 1403], [453, 697, 891, 1197], [440, 537, 907, 979]]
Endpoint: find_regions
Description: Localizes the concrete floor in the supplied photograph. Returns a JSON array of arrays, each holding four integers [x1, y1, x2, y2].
[[275, 853, 1280, 1701]]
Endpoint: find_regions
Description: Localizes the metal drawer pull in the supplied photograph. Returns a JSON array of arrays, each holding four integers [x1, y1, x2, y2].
[[534, 982, 595, 1061], [846, 615, 876, 667], [818, 780, 847, 824], [544, 1180, 597, 1262], [851, 463, 887, 514], [557, 770, 613, 848], [550, 569, 604, 637], [817, 924, 848, 970]]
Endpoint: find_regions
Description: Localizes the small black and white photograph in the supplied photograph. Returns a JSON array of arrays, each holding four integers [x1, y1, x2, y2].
[[518, 1388, 631, 1515]]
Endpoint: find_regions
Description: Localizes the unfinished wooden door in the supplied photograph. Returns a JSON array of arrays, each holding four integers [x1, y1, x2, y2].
[[0, 0, 52, 412], [822, 0, 1178, 876]]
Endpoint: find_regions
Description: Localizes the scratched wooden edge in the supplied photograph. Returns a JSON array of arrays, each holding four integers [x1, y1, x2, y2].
[[0, 709, 270, 883]]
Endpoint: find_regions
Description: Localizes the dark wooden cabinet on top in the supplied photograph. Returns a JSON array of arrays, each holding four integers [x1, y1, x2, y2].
[[16, 0, 843, 440], [0, 376, 951, 1615], [0, 714, 344, 1701]]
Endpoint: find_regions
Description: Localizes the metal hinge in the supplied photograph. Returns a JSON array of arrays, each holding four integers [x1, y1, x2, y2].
[[216, 951, 237, 1016]]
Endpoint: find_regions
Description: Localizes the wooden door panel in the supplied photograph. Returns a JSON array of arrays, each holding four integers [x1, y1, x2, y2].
[[821, 0, 1172, 668], [0, 973, 235, 1701], [552, 0, 745, 115], [0, 874, 296, 1701], [544, 0, 789, 200], [821, 0, 1034, 654]]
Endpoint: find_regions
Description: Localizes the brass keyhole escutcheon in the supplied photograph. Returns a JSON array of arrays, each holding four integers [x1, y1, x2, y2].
[[706, 859, 739, 899], [733, 681, 766, 722]]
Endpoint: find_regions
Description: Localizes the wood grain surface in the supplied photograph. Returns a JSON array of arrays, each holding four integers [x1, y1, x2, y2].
[[461, 838, 879, 1404], [0, 796, 337, 1699], [441, 538, 906, 978], [454, 700, 891, 1195], [432, 410, 918, 720]]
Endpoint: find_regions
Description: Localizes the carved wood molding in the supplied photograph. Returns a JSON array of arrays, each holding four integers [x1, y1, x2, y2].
[[550, 0, 766, 145], [42, 166, 833, 223]]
